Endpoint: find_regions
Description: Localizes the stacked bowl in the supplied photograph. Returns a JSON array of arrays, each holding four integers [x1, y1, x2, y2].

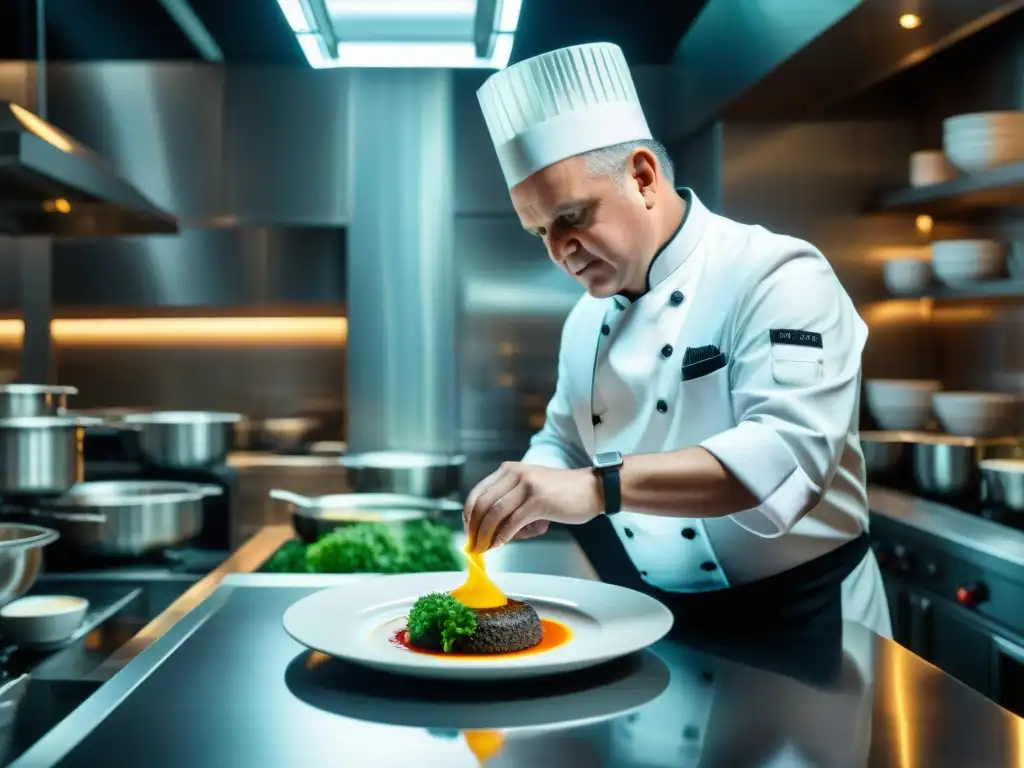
[[930, 239, 1006, 286], [943, 111, 1024, 173]]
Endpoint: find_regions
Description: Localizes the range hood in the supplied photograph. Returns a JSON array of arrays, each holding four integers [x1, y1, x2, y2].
[[0, 101, 178, 237]]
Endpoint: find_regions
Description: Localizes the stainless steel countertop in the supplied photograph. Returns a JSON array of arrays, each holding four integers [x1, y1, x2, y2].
[[13, 522, 1024, 767], [868, 484, 1024, 569]]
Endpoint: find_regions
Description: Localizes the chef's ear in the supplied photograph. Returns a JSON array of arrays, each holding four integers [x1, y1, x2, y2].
[[628, 148, 659, 207]]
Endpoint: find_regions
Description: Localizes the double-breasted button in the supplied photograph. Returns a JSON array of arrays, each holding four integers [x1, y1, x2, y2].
[[683, 725, 700, 741], [661, 344, 673, 358], [656, 399, 668, 413], [624, 528, 634, 538], [592, 414, 602, 426], [700, 561, 717, 572], [670, 291, 684, 306], [681, 527, 696, 539], [601, 324, 610, 335]]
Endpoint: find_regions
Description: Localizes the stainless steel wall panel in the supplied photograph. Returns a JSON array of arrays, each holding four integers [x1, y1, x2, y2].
[[346, 69, 458, 455], [223, 68, 352, 226], [46, 63, 225, 221]]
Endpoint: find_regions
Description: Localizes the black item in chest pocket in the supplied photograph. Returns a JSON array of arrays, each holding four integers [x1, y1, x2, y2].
[[681, 345, 727, 381]]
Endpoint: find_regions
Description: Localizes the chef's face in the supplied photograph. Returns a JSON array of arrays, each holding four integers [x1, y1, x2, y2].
[[510, 151, 659, 298]]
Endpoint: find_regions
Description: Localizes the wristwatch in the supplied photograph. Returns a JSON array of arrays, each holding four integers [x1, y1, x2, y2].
[[593, 451, 624, 516]]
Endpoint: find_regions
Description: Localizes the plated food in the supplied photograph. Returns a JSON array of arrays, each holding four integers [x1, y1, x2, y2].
[[282, 551, 675, 680]]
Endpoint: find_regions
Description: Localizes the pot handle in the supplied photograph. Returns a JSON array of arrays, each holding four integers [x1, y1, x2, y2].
[[28, 508, 107, 524], [269, 489, 311, 508]]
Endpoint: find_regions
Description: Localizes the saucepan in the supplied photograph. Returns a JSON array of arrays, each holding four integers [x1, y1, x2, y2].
[[339, 451, 466, 497], [860, 431, 913, 480], [26, 480, 221, 556], [269, 489, 462, 543], [0, 384, 77, 418], [112, 411, 243, 469], [910, 434, 1021, 500], [0, 415, 102, 496]]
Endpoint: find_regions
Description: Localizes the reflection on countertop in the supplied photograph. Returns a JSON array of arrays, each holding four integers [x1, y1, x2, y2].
[[227, 451, 348, 470]]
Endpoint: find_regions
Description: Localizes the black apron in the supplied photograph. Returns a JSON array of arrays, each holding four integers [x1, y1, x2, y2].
[[568, 516, 870, 642]]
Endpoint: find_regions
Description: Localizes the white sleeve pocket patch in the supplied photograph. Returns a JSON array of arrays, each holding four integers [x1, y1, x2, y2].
[[770, 344, 824, 386]]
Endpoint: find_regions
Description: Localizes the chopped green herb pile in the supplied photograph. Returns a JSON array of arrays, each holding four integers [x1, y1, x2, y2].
[[260, 520, 461, 575], [407, 592, 477, 652]]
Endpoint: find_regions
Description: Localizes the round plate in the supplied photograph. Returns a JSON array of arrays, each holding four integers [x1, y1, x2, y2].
[[282, 572, 674, 681]]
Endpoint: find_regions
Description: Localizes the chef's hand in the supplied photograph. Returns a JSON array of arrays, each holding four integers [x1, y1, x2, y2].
[[463, 463, 603, 553]]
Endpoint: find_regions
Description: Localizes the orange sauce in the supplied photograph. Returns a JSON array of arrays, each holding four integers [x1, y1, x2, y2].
[[390, 618, 572, 659], [449, 548, 507, 609], [463, 730, 505, 764]]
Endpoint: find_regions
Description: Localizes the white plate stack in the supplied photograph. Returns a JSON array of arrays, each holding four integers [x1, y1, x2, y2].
[[943, 111, 1024, 173]]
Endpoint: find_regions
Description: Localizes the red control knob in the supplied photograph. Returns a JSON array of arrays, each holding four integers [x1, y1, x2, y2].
[[955, 583, 988, 608]]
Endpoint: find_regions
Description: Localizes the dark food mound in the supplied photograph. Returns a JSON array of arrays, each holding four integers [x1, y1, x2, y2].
[[414, 599, 543, 654]]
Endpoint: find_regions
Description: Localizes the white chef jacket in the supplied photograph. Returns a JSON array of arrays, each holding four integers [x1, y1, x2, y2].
[[522, 189, 892, 638]]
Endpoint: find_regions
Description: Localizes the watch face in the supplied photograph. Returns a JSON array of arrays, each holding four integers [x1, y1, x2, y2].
[[594, 451, 623, 470]]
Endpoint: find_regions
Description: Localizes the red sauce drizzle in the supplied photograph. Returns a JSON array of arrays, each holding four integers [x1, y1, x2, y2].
[[390, 618, 572, 659]]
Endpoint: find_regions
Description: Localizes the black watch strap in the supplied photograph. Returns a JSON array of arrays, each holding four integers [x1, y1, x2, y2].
[[593, 451, 623, 516]]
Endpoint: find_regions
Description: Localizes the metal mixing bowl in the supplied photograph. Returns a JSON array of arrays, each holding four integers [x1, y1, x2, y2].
[[0, 524, 59, 606]]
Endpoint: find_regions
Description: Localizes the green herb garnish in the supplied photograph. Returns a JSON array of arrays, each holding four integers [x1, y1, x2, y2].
[[407, 592, 477, 652], [304, 522, 403, 573], [262, 539, 308, 573]]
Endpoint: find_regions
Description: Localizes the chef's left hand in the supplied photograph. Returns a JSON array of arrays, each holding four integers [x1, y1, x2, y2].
[[463, 462, 603, 552]]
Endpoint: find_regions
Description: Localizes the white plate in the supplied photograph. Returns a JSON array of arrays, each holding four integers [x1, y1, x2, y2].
[[282, 572, 674, 681]]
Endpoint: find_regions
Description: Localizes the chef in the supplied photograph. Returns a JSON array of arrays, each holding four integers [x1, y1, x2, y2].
[[463, 42, 891, 638]]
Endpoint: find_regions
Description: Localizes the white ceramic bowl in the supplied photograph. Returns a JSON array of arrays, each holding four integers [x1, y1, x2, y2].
[[943, 111, 1024, 132], [0, 595, 88, 646], [932, 392, 1018, 437], [883, 258, 932, 295], [931, 239, 1005, 285], [944, 136, 1024, 173], [909, 150, 957, 187], [865, 379, 940, 430]]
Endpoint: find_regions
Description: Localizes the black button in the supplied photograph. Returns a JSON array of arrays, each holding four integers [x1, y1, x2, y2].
[[592, 414, 601, 426], [640, 570, 648, 577], [661, 344, 673, 358], [681, 527, 696, 539], [683, 725, 700, 740], [700, 671, 715, 684], [700, 561, 717, 572], [670, 291, 684, 306], [624, 528, 634, 538], [656, 399, 668, 413], [601, 324, 610, 335]]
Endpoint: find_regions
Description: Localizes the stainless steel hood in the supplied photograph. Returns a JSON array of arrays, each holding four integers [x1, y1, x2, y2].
[[0, 100, 178, 237]]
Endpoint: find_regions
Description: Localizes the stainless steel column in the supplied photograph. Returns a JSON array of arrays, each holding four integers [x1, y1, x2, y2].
[[18, 237, 54, 384], [346, 70, 458, 454]]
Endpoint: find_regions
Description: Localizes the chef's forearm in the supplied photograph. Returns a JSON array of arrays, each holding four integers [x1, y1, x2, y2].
[[618, 447, 759, 518]]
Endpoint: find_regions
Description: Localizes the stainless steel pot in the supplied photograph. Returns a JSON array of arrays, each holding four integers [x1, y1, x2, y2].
[[860, 430, 912, 478], [117, 411, 242, 469], [0, 385, 77, 418], [339, 451, 466, 497], [269, 489, 461, 543], [29, 480, 221, 556], [979, 459, 1024, 511], [0, 524, 59, 605], [0, 416, 100, 496], [910, 435, 1021, 499]]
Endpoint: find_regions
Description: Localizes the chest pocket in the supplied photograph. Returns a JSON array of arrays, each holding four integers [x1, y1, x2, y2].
[[679, 364, 734, 446], [770, 344, 824, 386]]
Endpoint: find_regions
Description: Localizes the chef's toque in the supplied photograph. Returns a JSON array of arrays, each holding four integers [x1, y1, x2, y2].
[[477, 42, 652, 189]]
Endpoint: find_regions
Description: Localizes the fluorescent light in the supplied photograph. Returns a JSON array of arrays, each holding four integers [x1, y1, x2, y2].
[[321, 34, 511, 68], [276, 0, 312, 32], [327, 0, 474, 16], [297, 33, 330, 67], [496, 0, 522, 32]]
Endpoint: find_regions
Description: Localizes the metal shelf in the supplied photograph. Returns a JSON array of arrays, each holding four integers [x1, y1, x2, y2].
[[872, 161, 1024, 217]]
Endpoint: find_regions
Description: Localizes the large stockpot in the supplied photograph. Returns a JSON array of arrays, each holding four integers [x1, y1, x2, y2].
[[910, 435, 1022, 499], [339, 451, 466, 498], [28, 480, 221, 556], [860, 430, 913, 479], [0, 524, 59, 605], [0, 416, 101, 496], [117, 411, 242, 469], [269, 489, 461, 543], [0, 385, 77, 418], [979, 459, 1024, 511]]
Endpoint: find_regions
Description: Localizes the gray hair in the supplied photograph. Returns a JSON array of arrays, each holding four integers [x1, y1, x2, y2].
[[583, 139, 675, 185]]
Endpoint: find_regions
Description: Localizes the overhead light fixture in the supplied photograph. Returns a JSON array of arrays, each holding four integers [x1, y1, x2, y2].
[[899, 13, 921, 29], [277, 0, 522, 69]]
